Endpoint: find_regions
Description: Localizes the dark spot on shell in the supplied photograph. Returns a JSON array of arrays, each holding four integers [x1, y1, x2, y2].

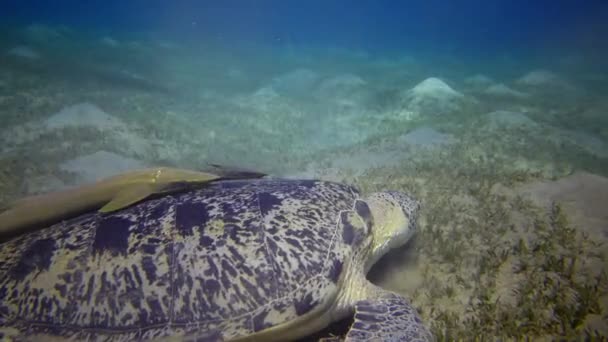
[[341, 212, 355, 245], [219, 202, 240, 222], [266, 236, 279, 254], [294, 292, 316, 316], [240, 277, 262, 303], [147, 201, 170, 221], [221, 259, 237, 277], [355, 199, 373, 231], [199, 235, 214, 248], [258, 192, 282, 215], [145, 296, 165, 323], [328, 259, 343, 283], [85, 275, 95, 302], [219, 269, 232, 290], [11, 238, 56, 280], [54, 283, 67, 297], [0, 286, 7, 306], [176, 202, 209, 236], [141, 244, 156, 254], [255, 269, 277, 297], [297, 180, 317, 188], [204, 256, 219, 278], [284, 237, 302, 249], [252, 309, 272, 332], [131, 264, 143, 285], [226, 223, 246, 243], [93, 216, 132, 255], [121, 267, 137, 289], [204, 279, 221, 296], [121, 312, 133, 324], [228, 245, 246, 264], [141, 256, 157, 282]]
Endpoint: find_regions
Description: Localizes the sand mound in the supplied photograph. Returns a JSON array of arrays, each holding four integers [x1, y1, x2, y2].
[[235, 86, 283, 112], [411, 77, 462, 98], [402, 77, 467, 116], [41, 103, 152, 157], [59, 150, 148, 185], [397, 127, 455, 147], [483, 83, 528, 98], [23, 24, 67, 44], [6, 46, 40, 60], [464, 74, 494, 87], [516, 69, 562, 86], [315, 73, 369, 106], [293, 126, 455, 180], [270, 68, 320, 97], [45, 103, 125, 130]]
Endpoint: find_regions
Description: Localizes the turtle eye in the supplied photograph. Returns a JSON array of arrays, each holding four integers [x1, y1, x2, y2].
[[354, 199, 373, 234]]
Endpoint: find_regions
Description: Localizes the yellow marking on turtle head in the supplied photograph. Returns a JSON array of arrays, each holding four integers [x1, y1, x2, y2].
[[206, 219, 226, 239]]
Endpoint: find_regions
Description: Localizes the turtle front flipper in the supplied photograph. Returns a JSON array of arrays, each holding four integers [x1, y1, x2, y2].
[[346, 293, 433, 342]]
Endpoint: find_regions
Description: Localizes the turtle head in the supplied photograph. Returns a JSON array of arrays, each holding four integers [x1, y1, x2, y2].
[[363, 191, 420, 271]]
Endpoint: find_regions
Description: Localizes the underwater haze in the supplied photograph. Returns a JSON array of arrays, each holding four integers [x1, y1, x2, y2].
[[1, 0, 608, 340]]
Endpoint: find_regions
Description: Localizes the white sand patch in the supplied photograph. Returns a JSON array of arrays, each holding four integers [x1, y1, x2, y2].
[[516, 172, 608, 239]]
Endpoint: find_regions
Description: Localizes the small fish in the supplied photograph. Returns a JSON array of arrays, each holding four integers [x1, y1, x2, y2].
[[0, 167, 228, 239]]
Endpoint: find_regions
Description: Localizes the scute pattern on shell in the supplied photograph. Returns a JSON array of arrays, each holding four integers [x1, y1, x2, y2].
[[0, 179, 362, 341]]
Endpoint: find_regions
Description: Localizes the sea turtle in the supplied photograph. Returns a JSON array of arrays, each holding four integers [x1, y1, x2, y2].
[[0, 178, 433, 341]]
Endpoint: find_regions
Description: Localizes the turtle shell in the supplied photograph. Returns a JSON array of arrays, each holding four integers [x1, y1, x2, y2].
[[0, 179, 373, 341]]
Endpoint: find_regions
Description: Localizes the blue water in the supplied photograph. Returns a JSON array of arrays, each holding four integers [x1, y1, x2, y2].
[[3, 0, 607, 57]]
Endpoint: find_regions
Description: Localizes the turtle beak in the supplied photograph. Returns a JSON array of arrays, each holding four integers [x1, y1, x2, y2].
[[385, 191, 420, 248], [365, 191, 420, 271]]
